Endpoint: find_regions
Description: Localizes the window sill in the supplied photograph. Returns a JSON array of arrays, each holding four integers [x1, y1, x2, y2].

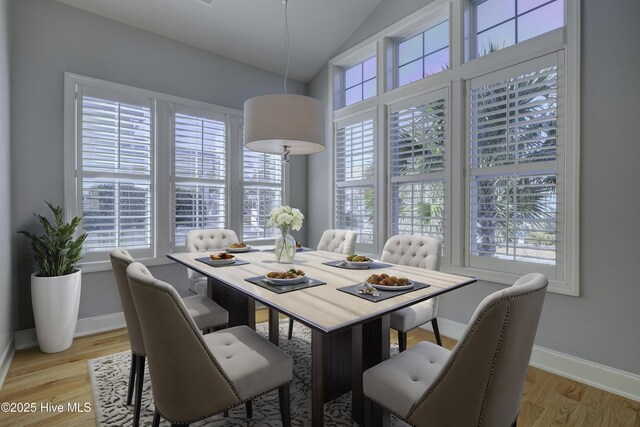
[[440, 265, 578, 297]]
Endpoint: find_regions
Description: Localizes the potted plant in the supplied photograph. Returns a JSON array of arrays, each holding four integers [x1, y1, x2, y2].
[[19, 202, 87, 353]]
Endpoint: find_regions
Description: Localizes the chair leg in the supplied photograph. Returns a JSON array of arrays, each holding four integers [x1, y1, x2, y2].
[[133, 355, 145, 427], [398, 330, 407, 352], [126, 353, 137, 406], [245, 400, 253, 418], [152, 409, 161, 427], [431, 318, 443, 346], [288, 318, 294, 339], [278, 383, 291, 427]]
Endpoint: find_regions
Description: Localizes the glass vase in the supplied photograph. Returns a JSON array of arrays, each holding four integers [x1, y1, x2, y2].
[[274, 226, 296, 264]]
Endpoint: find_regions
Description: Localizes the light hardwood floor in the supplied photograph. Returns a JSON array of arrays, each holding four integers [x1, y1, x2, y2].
[[1, 310, 638, 427]]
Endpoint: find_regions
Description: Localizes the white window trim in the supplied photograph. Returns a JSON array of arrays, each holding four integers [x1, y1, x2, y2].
[[64, 73, 283, 272], [328, 0, 580, 295]]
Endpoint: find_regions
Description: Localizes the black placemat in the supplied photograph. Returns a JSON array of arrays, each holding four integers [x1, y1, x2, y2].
[[322, 260, 393, 270], [245, 275, 326, 294], [225, 247, 261, 253], [195, 257, 250, 268], [337, 281, 431, 302], [261, 247, 315, 253]]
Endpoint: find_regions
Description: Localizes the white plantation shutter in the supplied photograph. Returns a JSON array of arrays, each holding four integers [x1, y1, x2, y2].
[[389, 89, 447, 240], [468, 54, 562, 276], [173, 110, 227, 247], [335, 112, 376, 246], [79, 88, 153, 260], [242, 148, 283, 240]]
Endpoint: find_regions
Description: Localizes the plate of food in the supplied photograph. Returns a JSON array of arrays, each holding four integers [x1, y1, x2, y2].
[[366, 273, 413, 291], [265, 269, 306, 285], [226, 242, 251, 253], [208, 252, 236, 265], [345, 254, 374, 268]]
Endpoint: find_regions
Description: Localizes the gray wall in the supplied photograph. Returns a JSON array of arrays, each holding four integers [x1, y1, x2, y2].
[[11, 0, 307, 330], [308, 0, 640, 375], [0, 0, 13, 358]]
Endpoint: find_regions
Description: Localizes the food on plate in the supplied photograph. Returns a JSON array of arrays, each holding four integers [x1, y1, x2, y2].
[[346, 254, 372, 262], [295, 241, 302, 249], [209, 252, 235, 260], [266, 269, 305, 279], [366, 273, 410, 287], [228, 242, 247, 249]]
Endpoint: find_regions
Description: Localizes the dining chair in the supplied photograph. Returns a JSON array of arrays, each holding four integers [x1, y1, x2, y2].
[[110, 248, 229, 427], [380, 234, 443, 351], [362, 273, 548, 427], [286, 229, 358, 340], [185, 229, 240, 296], [126, 262, 293, 427]]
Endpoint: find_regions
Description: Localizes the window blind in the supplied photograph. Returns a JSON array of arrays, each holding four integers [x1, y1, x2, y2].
[[468, 57, 559, 267], [173, 111, 227, 247], [80, 94, 153, 257], [389, 91, 447, 240], [242, 148, 282, 240], [335, 113, 375, 245]]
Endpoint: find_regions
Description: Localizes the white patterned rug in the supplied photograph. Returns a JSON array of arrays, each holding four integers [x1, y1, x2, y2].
[[88, 320, 407, 426]]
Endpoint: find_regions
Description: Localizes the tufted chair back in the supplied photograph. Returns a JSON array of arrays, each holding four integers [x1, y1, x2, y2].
[[126, 262, 241, 422], [185, 229, 239, 281], [109, 248, 145, 355], [380, 235, 441, 270], [316, 229, 357, 255], [407, 273, 548, 427]]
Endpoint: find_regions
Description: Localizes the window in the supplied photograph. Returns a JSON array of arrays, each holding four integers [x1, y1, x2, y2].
[[474, 0, 563, 57], [468, 54, 560, 276], [66, 74, 285, 268], [329, 0, 578, 293], [172, 110, 227, 247], [77, 88, 153, 261], [389, 90, 447, 240], [242, 148, 283, 240], [344, 57, 377, 106], [397, 20, 449, 87], [335, 113, 376, 247]]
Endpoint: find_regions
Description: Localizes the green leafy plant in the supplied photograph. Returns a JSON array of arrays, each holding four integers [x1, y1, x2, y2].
[[19, 202, 88, 277]]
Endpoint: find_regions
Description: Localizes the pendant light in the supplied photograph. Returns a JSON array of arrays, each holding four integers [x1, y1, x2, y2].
[[243, 0, 325, 162]]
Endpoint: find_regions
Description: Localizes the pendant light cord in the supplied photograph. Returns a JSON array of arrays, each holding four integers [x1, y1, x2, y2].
[[283, 0, 290, 94]]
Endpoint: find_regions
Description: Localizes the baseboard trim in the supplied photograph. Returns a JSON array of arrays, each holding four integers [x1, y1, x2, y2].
[[420, 317, 640, 402], [14, 312, 126, 350], [0, 337, 15, 390]]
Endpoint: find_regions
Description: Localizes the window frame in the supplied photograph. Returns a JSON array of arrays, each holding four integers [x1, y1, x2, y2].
[[64, 73, 285, 271], [328, 0, 580, 295]]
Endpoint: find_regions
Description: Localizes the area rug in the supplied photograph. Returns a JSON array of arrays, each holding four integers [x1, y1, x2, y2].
[[88, 320, 408, 426]]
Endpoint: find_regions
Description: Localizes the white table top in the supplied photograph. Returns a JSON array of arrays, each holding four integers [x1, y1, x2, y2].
[[168, 249, 476, 334]]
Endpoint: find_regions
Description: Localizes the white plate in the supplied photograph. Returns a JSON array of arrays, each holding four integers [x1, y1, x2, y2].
[[264, 274, 306, 285], [226, 245, 251, 253], [345, 260, 373, 268], [370, 281, 414, 291], [207, 257, 236, 266]]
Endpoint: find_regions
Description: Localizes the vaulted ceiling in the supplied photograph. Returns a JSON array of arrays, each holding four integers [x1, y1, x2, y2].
[[57, 0, 383, 82]]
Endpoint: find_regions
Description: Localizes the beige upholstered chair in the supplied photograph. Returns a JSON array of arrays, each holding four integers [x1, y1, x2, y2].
[[381, 235, 443, 351], [316, 229, 357, 255], [286, 229, 358, 340], [126, 262, 293, 427], [185, 229, 240, 295], [363, 273, 548, 427], [110, 249, 229, 427]]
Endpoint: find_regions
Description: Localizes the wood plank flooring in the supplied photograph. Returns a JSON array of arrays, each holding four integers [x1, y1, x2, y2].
[[0, 309, 637, 426]]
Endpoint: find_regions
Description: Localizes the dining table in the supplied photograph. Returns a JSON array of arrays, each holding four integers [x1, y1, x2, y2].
[[167, 248, 476, 427]]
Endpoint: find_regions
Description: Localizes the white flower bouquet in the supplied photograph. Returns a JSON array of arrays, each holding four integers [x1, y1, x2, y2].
[[267, 206, 304, 232]]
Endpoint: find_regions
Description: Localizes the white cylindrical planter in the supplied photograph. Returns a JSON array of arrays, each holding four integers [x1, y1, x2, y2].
[[31, 269, 82, 353]]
